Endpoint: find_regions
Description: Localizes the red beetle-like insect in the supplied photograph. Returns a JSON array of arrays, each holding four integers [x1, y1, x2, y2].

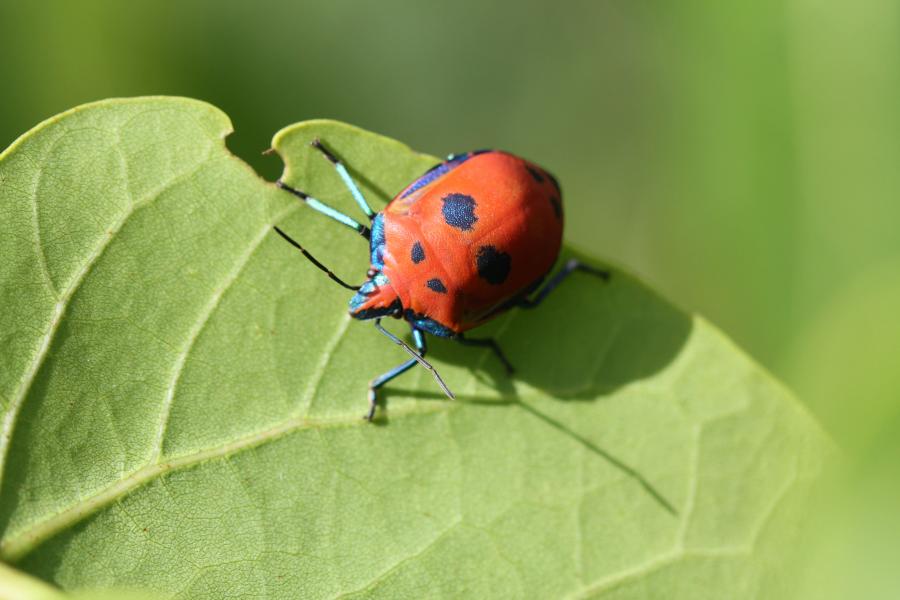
[[275, 140, 608, 420]]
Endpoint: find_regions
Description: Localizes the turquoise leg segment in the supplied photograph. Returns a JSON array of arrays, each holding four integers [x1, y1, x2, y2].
[[306, 196, 364, 230], [276, 180, 370, 239], [336, 163, 375, 219], [311, 138, 376, 220]]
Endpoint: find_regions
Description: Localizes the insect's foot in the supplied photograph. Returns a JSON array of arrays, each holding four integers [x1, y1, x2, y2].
[[494, 354, 515, 376], [275, 179, 311, 200], [310, 138, 340, 164], [579, 263, 611, 282], [494, 348, 515, 375], [364, 389, 378, 422]]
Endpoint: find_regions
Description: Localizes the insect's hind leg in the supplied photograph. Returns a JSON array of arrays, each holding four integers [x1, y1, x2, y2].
[[455, 334, 515, 375], [519, 258, 610, 309], [310, 138, 376, 221]]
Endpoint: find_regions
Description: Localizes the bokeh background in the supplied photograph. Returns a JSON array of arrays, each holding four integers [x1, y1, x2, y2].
[[2, 1, 898, 596]]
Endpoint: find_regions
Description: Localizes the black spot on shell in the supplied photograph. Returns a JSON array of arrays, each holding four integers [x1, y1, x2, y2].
[[476, 245, 511, 285], [427, 278, 447, 293], [411, 241, 425, 264], [547, 171, 561, 195], [549, 195, 562, 219], [442, 193, 478, 231], [525, 165, 545, 183]]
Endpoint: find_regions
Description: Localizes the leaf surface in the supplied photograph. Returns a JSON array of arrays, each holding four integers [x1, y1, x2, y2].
[[0, 98, 831, 599]]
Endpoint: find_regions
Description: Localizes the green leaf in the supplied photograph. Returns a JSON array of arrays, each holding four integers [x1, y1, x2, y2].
[[0, 98, 832, 599]]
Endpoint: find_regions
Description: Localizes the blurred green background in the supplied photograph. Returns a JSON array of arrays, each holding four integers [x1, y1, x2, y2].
[[2, 1, 898, 596]]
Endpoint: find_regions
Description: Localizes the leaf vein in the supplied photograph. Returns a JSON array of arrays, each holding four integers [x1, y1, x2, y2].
[[152, 206, 298, 460], [0, 152, 215, 502], [334, 519, 462, 599], [0, 404, 448, 562]]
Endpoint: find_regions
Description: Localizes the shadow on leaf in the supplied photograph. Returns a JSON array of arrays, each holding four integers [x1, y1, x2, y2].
[[379, 256, 692, 515]]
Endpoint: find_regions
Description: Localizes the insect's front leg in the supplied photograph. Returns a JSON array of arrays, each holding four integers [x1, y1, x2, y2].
[[367, 322, 453, 421]]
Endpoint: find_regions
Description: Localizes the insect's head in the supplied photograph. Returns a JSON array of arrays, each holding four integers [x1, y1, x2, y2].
[[348, 267, 402, 321]]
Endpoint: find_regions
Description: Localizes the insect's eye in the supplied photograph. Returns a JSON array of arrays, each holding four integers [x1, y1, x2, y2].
[[367, 268, 377, 278]]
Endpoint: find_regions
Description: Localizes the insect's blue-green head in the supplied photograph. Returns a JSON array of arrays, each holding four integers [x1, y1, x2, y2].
[[349, 269, 402, 321]]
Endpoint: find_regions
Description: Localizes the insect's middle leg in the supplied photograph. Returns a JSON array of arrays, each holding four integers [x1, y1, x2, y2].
[[455, 333, 515, 374]]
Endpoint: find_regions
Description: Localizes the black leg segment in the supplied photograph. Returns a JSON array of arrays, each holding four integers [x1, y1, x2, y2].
[[275, 179, 371, 240], [519, 258, 610, 309], [273, 226, 361, 291], [456, 334, 515, 374]]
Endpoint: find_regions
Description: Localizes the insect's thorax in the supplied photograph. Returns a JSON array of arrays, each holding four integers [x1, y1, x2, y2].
[[347, 213, 457, 337]]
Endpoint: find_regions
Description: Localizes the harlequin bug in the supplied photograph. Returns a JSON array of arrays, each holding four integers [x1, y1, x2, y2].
[[274, 139, 609, 420]]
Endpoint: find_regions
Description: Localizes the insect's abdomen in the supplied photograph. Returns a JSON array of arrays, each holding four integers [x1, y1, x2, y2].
[[381, 151, 563, 333]]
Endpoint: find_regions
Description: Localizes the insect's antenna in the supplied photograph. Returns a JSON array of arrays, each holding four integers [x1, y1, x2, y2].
[[374, 320, 455, 400], [273, 226, 361, 291]]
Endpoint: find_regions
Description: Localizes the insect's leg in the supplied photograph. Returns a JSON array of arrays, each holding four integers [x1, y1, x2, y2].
[[310, 139, 376, 221], [367, 359, 418, 421], [455, 333, 515, 375], [367, 322, 453, 420], [272, 227, 361, 291], [374, 320, 453, 398], [276, 180, 371, 240], [519, 259, 610, 309]]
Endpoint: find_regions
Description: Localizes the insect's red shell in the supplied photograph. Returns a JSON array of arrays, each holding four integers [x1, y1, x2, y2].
[[356, 151, 563, 334]]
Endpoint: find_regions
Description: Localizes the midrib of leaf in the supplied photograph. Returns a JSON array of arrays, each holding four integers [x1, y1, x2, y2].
[[0, 143, 217, 501], [0, 403, 449, 564], [0, 375, 680, 565]]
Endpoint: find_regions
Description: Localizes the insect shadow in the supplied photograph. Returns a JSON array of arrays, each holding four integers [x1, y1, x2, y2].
[[393, 263, 693, 404], [383, 265, 692, 516]]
